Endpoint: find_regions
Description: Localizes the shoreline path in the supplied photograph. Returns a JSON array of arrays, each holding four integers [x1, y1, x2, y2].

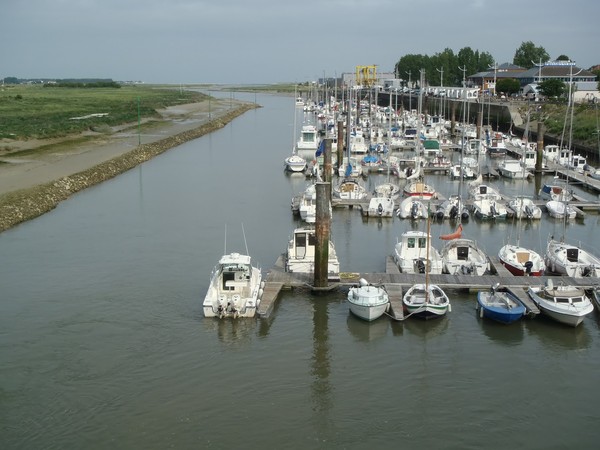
[[0, 99, 257, 232]]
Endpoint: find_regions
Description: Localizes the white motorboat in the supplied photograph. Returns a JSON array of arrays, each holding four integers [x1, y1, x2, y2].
[[368, 196, 395, 218], [284, 154, 307, 173], [397, 196, 427, 219], [538, 183, 573, 202], [472, 195, 508, 220], [507, 196, 542, 219], [393, 230, 443, 274], [484, 131, 508, 158], [434, 196, 470, 221], [296, 122, 319, 154], [298, 184, 317, 223], [403, 283, 450, 320], [203, 252, 264, 319], [545, 238, 600, 277], [497, 158, 531, 179], [440, 238, 489, 276], [545, 200, 576, 220], [286, 227, 340, 281], [347, 278, 390, 321], [527, 281, 594, 327], [498, 244, 545, 276], [469, 182, 502, 201]]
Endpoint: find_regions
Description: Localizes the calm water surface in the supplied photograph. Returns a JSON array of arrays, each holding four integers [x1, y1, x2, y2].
[[1, 92, 600, 449]]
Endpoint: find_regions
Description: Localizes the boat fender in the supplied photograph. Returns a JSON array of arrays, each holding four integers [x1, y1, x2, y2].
[[258, 288, 264, 299], [478, 305, 484, 319]]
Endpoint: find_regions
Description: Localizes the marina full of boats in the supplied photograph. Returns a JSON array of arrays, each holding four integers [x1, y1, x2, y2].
[[207, 90, 600, 329]]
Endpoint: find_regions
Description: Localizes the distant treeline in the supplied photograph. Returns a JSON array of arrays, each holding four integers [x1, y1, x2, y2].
[[3, 77, 120, 87], [43, 81, 121, 88]]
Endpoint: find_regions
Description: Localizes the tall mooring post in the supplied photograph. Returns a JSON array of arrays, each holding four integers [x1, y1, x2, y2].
[[314, 182, 331, 288], [536, 122, 545, 173], [323, 138, 333, 197], [336, 120, 344, 173], [477, 111, 483, 140]]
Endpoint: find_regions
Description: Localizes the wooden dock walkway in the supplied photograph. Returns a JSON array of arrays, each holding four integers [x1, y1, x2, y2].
[[257, 251, 600, 320]]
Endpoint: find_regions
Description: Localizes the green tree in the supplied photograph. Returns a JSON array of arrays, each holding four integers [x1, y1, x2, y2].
[[513, 41, 550, 68], [395, 54, 430, 88], [539, 78, 566, 98], [496, 78, 521, 95], [556, 54, 570, 61]]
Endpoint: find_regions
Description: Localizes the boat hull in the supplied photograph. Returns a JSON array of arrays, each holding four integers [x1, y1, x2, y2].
[[477, 291, 526, 324], [403, 283, 450, 320], [527, 287, 593, 327], [347, 285, 389, 321]]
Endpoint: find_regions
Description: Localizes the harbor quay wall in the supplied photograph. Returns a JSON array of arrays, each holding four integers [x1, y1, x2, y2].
[[0, 103, 258, 233]]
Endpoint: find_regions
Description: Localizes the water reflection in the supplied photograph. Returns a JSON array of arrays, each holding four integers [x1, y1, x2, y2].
[[524, 317, 592, 351], [402, 315, 449, 339], [476, 315, 525, 346], [204, 317, 258, 348], [346, 314, 390, 342], [310, 297, 332, 435]]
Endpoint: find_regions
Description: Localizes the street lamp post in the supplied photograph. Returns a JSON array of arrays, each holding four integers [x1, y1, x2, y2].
[[488, 63, 498, 96], [406, 70, 412, 113]]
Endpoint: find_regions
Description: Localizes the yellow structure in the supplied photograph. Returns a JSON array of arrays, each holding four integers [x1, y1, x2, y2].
[[355, 65, 377, 87]]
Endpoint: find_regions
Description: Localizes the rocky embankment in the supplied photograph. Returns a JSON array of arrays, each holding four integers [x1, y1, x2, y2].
[[0, 103, 257, 233]]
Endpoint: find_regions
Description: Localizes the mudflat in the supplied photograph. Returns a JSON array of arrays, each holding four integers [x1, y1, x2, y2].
[[0, 98, 256, 232]]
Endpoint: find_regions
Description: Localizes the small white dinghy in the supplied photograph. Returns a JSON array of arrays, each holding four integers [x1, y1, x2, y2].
[[347, 278, 390, 321]]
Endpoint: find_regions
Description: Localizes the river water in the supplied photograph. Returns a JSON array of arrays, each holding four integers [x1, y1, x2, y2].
[[1, 92, 599, 449]]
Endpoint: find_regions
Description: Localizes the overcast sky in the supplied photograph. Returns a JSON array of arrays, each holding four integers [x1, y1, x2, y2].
[[2, 0, 598, 84]]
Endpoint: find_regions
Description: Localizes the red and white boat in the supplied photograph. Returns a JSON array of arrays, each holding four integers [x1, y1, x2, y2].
[[498, 244, 545, 276], [403, 180, 436, 198]]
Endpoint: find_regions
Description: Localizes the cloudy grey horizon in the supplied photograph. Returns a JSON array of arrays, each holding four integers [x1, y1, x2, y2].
[[2, 0, 598, 85]]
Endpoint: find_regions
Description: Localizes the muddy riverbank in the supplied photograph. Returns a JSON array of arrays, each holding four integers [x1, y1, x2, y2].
[[0, 101, 258, 233]]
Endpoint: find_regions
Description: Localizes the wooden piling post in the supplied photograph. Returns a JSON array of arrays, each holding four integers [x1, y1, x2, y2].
[[536, 122, 544, 173], [336, 120, 344, 173], [323, 138, 332, 199], [314, 182, 331, 288]]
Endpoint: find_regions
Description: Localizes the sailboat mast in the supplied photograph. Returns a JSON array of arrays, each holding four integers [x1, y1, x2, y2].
[[425, 204, 431, 303]]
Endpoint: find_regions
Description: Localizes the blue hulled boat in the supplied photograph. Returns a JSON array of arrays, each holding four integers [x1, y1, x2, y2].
[[476, 284, 526, 324]]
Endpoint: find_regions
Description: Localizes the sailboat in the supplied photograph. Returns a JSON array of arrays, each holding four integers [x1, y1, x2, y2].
[[498, 109, 545, 276], [284, 86, 307, 173], [403, 197, 450, 319], [403, 72, 436, 199]]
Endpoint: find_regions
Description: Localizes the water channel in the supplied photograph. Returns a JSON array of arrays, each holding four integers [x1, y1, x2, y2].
[[1, 92, 599, 449]]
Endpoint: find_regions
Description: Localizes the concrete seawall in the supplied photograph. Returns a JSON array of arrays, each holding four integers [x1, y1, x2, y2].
[[0, 103, 257, 233]]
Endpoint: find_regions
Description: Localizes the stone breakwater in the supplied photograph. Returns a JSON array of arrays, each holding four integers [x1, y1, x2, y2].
[[0, 103, 258, 233]]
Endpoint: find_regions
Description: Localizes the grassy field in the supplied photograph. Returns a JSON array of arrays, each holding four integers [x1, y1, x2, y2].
[[531, 102, 600, 149], [0, 84, 206, 140]]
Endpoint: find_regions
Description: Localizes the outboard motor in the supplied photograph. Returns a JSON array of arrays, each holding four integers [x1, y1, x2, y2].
[[411, 202, 419, 219], [524, 260, 534, 275], [449, 205, 458, 219], [461, 208, 470, 221], [415, 259, 426, 274], [525, 205, 533, 219], [436, 207, 445, 221], [377, 203, 383, 216], [490, 202, 498, 218], [406, 167, 413, 178]]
